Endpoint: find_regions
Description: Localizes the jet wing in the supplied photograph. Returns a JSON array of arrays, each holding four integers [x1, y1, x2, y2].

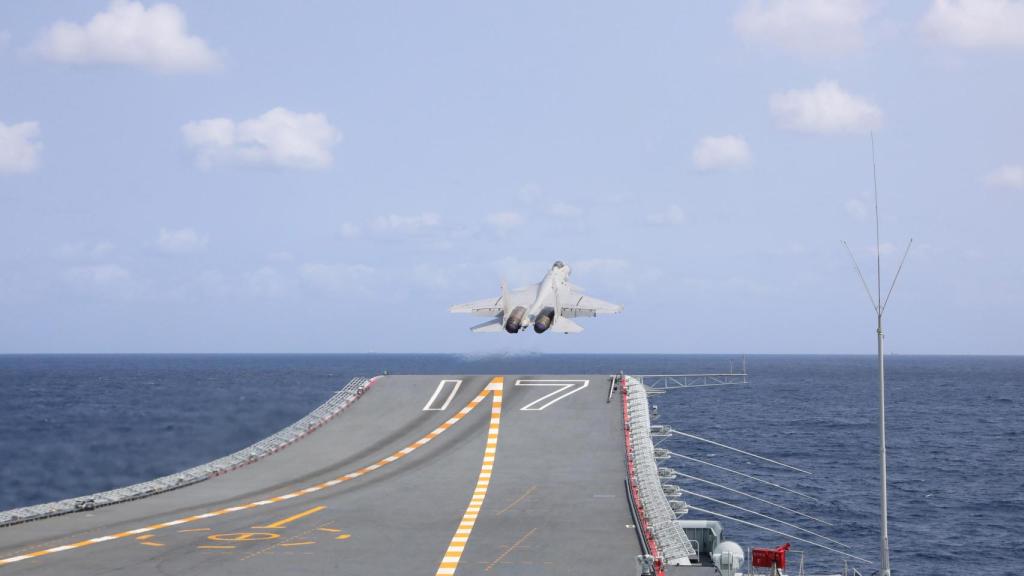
[[559, 292, 623, 318], [449, 296, 504, 316]]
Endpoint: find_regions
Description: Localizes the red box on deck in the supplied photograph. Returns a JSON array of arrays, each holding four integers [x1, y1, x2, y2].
[[751, 543, 791, 568]]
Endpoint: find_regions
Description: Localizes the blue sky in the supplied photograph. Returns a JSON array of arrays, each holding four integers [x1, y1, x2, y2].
[[1, 1, 1022, 354]]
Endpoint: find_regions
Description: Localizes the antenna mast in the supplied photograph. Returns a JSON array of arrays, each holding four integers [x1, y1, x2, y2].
[[842, 134, 911, 576]]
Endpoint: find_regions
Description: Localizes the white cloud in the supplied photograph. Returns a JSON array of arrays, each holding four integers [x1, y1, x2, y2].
[[486, 211, 524, 232], [65, 264, 136, 297], [299, 262, 374, 294], [55, 241, 115, 259], [692, 136, 751, 171], [249, 266, 286, 297], [157, 227, 208, 254], [872, 242, 897, 256], [371, 212, 440, 235], [0, 121, 42, 173], [266, 250, 294, 263], [548, 201, 582, 217], [182, 108, 340, 170], [922, 0, 1024, 48], [647, 205, 686, 225], [735, 0, 871, 55], [340, 222, 361, 238], [770, 81, 882, 134], [844, 198, 868, 219], [34, 0, 219, 73], [985, 164, 1024, 188]]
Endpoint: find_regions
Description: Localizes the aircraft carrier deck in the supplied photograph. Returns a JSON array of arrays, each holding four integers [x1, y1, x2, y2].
[[0, 374, 673, 575]]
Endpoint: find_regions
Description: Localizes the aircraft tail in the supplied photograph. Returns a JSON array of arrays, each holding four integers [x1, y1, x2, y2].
[[500, 279, 511, 316], [470, 318, 504, 333], [551, 317, 584, 333], [551, 288, 583, 333]]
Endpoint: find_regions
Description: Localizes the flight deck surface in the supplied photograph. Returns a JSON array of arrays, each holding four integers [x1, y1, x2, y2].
[[0, 375, 638, 575]]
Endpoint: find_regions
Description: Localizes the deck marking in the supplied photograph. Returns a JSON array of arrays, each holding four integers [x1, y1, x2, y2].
[[209, 532, 280, 542], [514, 379, 589, 410], [317, 527, 342, 533], [483, 527, 537, 571], [253, 505, 325, 529], [435, 377, 503, 576], [495, 485, 537, 516], [424, 379, 463, 411], [241, 521, 335, 561], [335, 533, 351, 540], [0, 378, 500, 568]]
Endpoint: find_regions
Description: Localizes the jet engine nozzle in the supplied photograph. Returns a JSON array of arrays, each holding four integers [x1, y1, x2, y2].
[[505, 306, 527, 333], [533, 308, 555, 333]]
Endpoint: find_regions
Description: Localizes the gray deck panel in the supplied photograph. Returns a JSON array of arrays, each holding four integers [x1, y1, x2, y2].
[[0, 375, 638, 575]]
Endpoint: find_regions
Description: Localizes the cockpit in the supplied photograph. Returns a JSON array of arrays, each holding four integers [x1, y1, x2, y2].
[[552, 261, 566, 269]]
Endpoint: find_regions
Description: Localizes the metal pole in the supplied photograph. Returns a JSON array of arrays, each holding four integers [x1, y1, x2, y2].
[[878, 312, 891, 576], [872, 134, 892, 576]]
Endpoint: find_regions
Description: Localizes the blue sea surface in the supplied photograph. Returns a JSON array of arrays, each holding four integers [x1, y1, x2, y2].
[[0, 354, 1020, 574]]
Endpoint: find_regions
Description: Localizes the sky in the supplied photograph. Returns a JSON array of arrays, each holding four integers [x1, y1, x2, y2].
[[1, 1, 1022, 354]]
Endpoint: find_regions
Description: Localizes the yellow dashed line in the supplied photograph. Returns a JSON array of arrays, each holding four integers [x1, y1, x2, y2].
[[435, 377, 503, 576], [0, 379, 500, 568], [280, 541, 315, 547]]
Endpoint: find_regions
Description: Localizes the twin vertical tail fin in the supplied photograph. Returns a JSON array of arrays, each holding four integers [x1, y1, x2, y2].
[[500, 280, 511, 316], [551, 287, 583, 333]]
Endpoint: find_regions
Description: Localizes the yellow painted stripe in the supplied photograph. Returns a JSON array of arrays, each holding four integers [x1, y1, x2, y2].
[[434, 377, 503, 576], [253, 505, 325, 529], [0, 379, 500, 568]]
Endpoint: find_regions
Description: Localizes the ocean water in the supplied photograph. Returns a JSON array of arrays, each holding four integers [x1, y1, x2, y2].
[[0, 354, 1020, 574]]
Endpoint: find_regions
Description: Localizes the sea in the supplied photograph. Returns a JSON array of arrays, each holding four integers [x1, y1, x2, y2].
[[0, 354, 1020, 575]]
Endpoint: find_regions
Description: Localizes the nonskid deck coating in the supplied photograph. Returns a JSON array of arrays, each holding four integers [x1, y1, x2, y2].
[[0, 375, 638, 575]]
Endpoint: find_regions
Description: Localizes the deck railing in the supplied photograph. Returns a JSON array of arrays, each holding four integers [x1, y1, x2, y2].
[[624, 375, 698, 565]]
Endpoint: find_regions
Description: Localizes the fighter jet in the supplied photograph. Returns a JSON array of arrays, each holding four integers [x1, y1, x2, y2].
[[449, 261, 623, 333]]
